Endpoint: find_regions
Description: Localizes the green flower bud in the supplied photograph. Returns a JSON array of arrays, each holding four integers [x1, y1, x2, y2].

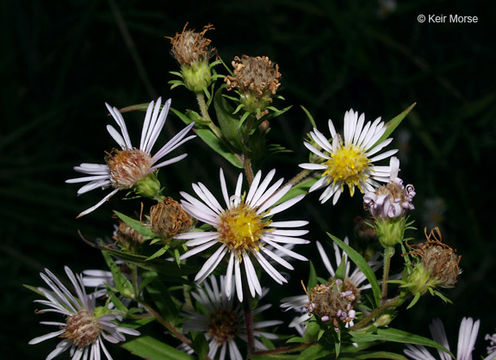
[[375, 216, 406, 248], [181, 61, 212, 93]]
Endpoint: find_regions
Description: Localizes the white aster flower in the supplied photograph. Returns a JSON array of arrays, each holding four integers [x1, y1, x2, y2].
[[182, 275, 282, 360], [29, 266, 140, 360], [281, 237, 380, 334], [299, 109, 398, 204], [404, 317, 480, 360], [66, 97, 196, 217], [177, 168, 309, 302]]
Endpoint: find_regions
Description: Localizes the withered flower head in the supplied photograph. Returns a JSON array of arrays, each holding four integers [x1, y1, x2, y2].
[[167, 23, 214, 66], [306, 278, 357, 329], [363, 177, 415, 219], [409, 227, 461, 288], [225, 55, 281, 114], [113, 221, 146, 246], [150, 197, 193, 238]]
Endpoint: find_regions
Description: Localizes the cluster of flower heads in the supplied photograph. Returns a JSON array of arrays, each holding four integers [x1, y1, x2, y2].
[[300, 109, 398, 205], [176, 168, 309, 302], [181, 275, 281, 360], [66, 97, 195, 217], [29, 267, 139, 360], [363, 157, 416, 219]]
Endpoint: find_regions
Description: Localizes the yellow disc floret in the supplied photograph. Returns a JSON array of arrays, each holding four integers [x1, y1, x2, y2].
[[322, 143, 370, 195], [217, 202, 267, 253]]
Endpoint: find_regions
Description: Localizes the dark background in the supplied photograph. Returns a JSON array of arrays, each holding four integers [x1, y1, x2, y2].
[[1, 0, 495, 358]]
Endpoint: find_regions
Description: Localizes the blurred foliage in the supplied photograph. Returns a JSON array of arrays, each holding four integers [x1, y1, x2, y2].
[[1, 0, 495, 358]]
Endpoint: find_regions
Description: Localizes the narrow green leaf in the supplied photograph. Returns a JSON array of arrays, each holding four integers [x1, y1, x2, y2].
[[372, 103, 416, 148], [122, 335, 194, 360], [23, 284, 45, 297], [214, 87, 243, 149], [101, 250, 134, 298], [146, 245, 169, 261], [327, 234, 381, 307], [276, 177, 317, 206], [308, 261, 317, 288], [170, 108, 243, 168], [114, 211, 155, 238], [300, 105, 317, 128]]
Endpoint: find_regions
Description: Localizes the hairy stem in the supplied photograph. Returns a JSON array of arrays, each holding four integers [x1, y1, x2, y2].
[[243, 156, 254, 185], [195, 92, 222, 138], [381, 246, 395, 304]]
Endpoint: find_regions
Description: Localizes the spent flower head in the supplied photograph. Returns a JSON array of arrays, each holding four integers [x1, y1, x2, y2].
[[363, 157, 415, 219], [299, 109, 398, 205], [66, 98, 195, 217], [225, 55, 281, 115], [177, 168, 308, 302], [29, 266, 139, 360], [150, 197, 193, 238], [167, 23, 215, 92]]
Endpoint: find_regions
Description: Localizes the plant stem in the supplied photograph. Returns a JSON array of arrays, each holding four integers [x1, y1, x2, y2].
[[243, 156, 254, 185], [253, 343, 313, 356], [353, 296, 404, 330], [139, 301, 192, 346], [195, 92, 223, 138], [243, 292, 255, 355], [381, 246, 395, 304]]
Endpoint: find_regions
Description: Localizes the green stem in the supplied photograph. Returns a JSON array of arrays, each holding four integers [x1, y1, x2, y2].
[[353, 296, 404, 330], [253, 343, 313, 356], [381, 246, 395, 304], [195, 92, 223, 138]]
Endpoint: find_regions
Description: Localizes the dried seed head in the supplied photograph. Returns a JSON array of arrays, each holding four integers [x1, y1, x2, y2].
[[114, 221, 146, 246], [409, 227, 461, 288], [207, 308, 238, 344], [167, 23, 214, 66], [306, 279, 357, 329], [106, 148, 153, 189], [225, 55, 281, 114], [61, 309, 101, 348], [150, 197, 193, 238]]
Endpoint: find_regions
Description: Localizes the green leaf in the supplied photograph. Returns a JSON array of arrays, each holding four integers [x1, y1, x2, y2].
[[263, 105, 293, 121], [351, 328, 454, 358], [170, 107, 243, 168], [214, 86, 243, 150], [101, 250, 134, 298], [303, 321, 321, 343], [340, 351, 406, 360], [23, 284, 45, 297], [300, 105, 317, 128], [192, 333, 209, 359], [146, 245, 169, 261], [122, 335, 194, 360], [334, 255, 347, 280], [114, 211, 155, 238], [276, 177, 317, 205], [308, 261, 317, 288], [297, 343, 331, 360], [372, 103, 416, 148], [327, 234, 381, 307]]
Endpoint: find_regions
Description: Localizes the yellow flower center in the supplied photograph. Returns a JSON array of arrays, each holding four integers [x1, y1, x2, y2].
[[322, 143, 370, 195], [208, 308, 238, 344], [217, 202, 268, 252]]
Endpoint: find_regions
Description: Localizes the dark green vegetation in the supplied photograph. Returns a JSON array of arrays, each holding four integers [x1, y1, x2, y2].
[[1, 0, 494, 358]]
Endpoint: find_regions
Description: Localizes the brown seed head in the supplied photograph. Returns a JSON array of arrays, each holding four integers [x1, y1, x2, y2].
[[114, 221, 146, 245], [167, 23, 214, 66], [150, 197, 193, 238], [225, 55, 281, 98], [61, 309, 101, 348], [106, 148, 153, 189], [409, 227, 461, 288], [207, 308, 238, 344], [306, 280, 349, 319]]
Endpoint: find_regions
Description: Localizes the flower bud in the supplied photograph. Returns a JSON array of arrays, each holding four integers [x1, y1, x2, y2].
[[134, 172, 161, 199], [225, 55, 281, 116], [150, 197, 193, 238]]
